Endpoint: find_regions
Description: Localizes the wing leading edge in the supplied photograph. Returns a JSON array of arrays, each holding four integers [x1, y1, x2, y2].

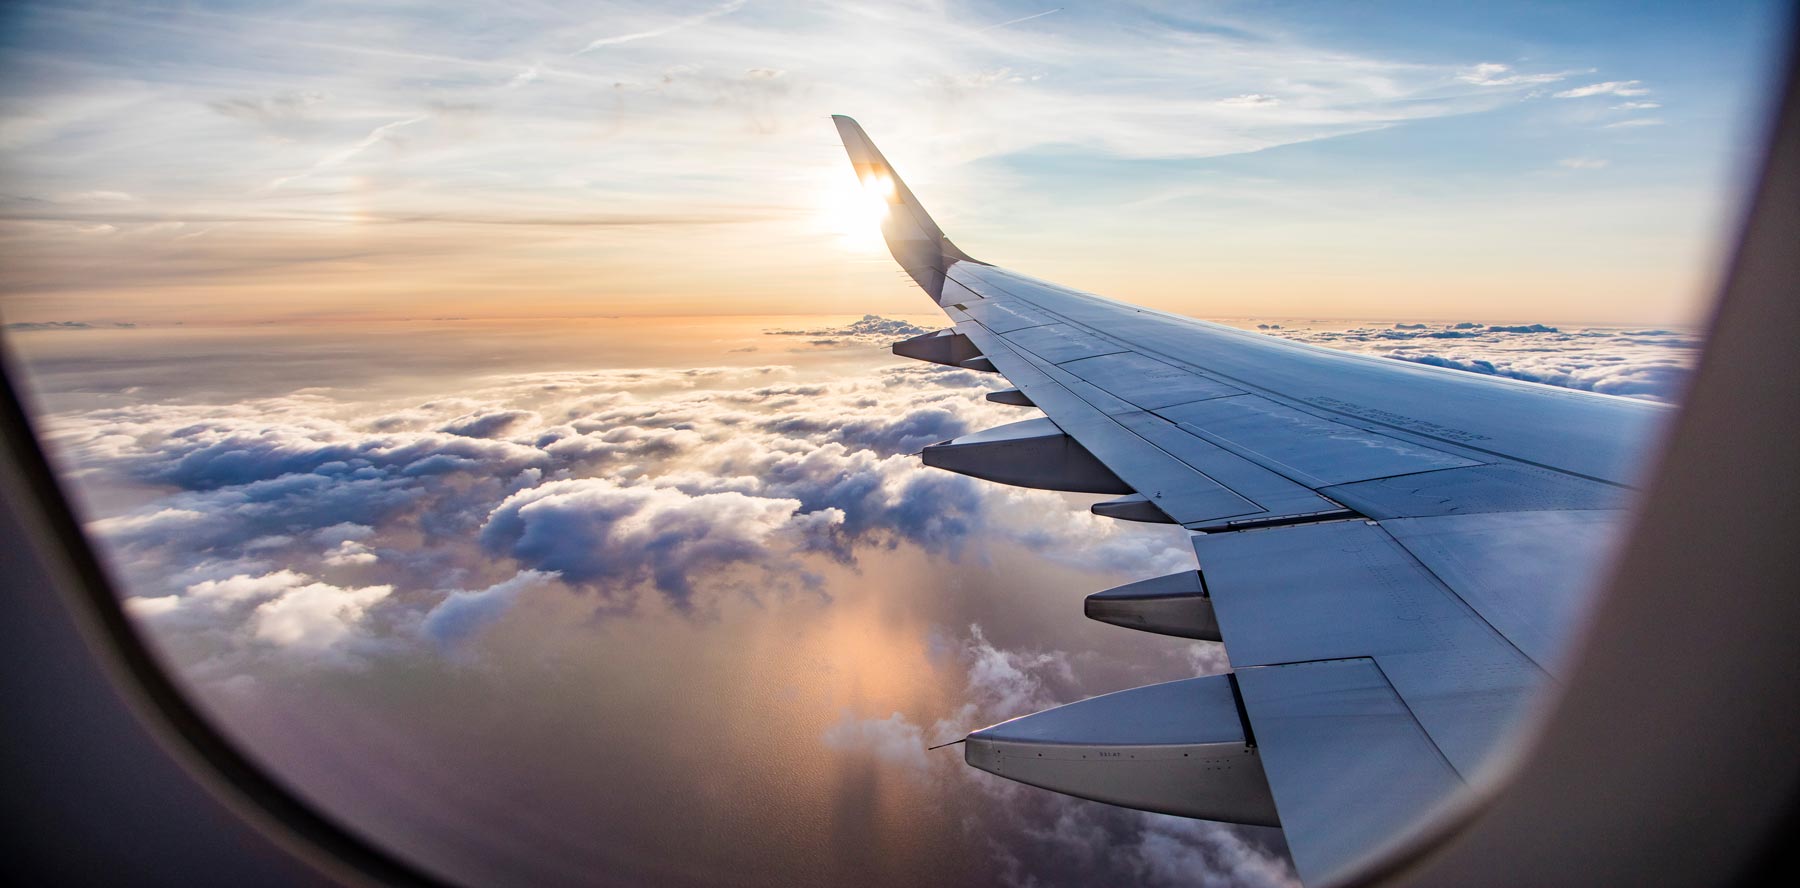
[[832, 116, 1666, 886]]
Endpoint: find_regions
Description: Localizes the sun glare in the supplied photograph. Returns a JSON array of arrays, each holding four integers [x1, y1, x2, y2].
[[819, 168, 892, 253]]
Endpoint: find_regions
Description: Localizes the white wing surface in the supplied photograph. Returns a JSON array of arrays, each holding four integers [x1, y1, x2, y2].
[[834, 116, 1667, 885]]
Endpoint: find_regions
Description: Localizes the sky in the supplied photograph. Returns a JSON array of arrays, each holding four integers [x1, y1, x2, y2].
[[0, 0, 1790, 327], [0, 2, 1783, 886]]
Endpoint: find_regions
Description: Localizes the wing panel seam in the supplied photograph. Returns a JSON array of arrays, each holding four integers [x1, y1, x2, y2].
[[949, 266, 1634, 489], [957, 321, 1268, 521]]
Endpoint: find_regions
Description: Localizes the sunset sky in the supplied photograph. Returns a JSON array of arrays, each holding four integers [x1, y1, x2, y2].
[[1, 0, 1788, 327]]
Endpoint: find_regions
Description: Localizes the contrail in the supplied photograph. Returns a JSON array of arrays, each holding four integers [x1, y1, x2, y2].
[[577, 0, 748, 54], [979, 7, 1061, 33], [262, 114, 429, 192]]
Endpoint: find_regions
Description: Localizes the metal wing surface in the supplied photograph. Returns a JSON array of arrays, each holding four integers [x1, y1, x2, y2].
[[834, 116, 1668, 886]]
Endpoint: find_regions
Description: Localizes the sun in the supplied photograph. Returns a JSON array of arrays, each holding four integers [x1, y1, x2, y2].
[[818, 167, 893, 253]]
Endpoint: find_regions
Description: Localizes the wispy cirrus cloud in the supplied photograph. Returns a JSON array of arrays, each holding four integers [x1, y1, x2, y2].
[[261, 113, 430, 192], [1455, 62, 1580, 87], [979, 8, 1064, 33], [58, 189, 136, 202], [1218, 94, 1281, 107], [576, 0, 749, 53], [1554, 79, 1651, 98]]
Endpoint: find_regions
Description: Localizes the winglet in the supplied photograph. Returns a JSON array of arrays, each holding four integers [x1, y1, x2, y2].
[[831, 115, 983, 302]]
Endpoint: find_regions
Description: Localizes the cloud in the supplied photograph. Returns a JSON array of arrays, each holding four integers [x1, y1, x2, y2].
[[421, 569, 557, 647], [60, 318, 1683, 680], [314, 522, 375, 544], [6, 321, 91, 330], [60, 360, 1193, 644], [818, 623, 1092, 775], [59, 190, 136, 203], [1456, 62, 1573, 87], [1554, 80, 1651, 98], [4, 320, 136, 331], [250, 577, 393, 651], [1266, 319, 1697, 402], [3, 0, 1716, 334], [210, 91, 328, 127], [1604, 118, 1665, 129], [54, 345, 1272, 881], [826, 623, 1296, 888], [1612, 101, 1661, 111], [127, 569, 393, 667], [1131, 818, 1299, 888], [47, 322, 1679, 886], [577, 0, 748, 53], [322, 539, 379, 566], [1558, 157, 1610, 170], [822, 711, 931, 771], [1185, 642, 1232, 676], [438, 409, 538, 438], [764, 314, 933, 346], [188, 570, 316, 607], [480, 478, 843, 602], [262, 113, 430, 191], [980, 9, 1064, 33]]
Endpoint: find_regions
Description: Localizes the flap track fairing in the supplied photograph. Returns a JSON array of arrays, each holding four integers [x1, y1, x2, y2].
[[892, 329, 982, 369], [922, 418, 1132, 494], [1084, 570, 1220, 641], [963, 674, 1279, 825], [985, 388, 1035, 407]]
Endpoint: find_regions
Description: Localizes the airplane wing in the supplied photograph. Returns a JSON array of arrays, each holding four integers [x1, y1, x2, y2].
[[833, 115, 1670, 885]]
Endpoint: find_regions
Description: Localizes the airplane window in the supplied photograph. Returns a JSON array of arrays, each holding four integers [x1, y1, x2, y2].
[[2, 2, 1791, 886]]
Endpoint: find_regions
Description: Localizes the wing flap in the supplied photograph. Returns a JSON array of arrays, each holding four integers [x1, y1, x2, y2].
[[1233, 659, 1465, 886], [1320, 462, 1627, 519], [1194, 520, 1545, 776], [1382, 510, 1628, 671]]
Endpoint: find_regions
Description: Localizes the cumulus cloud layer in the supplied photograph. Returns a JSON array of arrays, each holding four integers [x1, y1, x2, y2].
[[42, 343, 1244, 884], [37, 315, 1687, 887], [765, 314, 933, 346], [53, 358, 1191, 660], [1257, 319, 1700, 402]]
